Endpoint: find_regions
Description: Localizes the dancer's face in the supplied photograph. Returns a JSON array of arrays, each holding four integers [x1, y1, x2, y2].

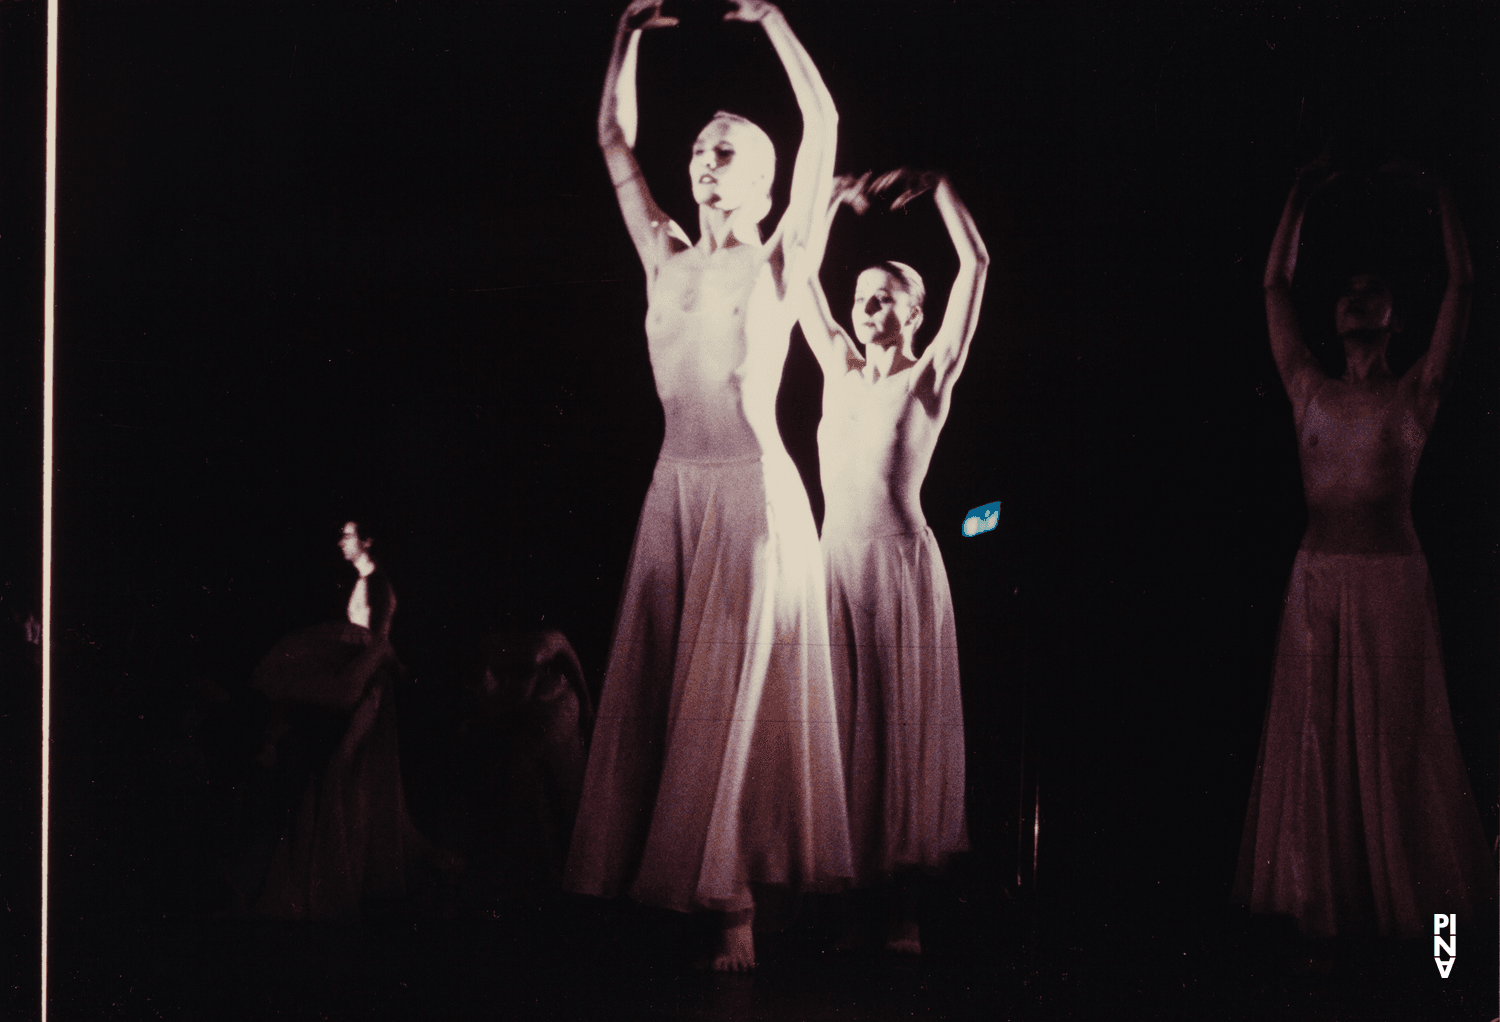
[[852, 268, 918, 348], [1335, 274, 1398, 338], [339, 521, 370, 563], [689, 120, 767, 212]]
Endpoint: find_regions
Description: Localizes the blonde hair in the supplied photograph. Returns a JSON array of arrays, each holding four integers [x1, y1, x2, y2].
[[704, 111, 776, 224], [875, 260, 926, 311]]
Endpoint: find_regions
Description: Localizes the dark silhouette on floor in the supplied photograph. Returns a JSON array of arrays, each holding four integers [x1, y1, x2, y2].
[[444, 627, 594, 906]]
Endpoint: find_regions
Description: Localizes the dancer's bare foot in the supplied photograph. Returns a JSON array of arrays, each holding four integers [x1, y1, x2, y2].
[[695, 907, 757, 972], [885, 916, 921, 956], [712, 917, 757, 971]]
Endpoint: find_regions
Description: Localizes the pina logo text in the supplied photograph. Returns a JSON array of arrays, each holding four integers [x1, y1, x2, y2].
[[1433, 914, 1456, 978]]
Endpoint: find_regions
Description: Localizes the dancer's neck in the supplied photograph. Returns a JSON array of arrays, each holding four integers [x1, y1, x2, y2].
[[1339, 332, 1394, 385], [698, 206, 762, 253], [862, 337, 916, 383]]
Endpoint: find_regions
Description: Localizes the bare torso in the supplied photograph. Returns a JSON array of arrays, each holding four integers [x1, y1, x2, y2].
[[818, 361, 946, 536], [648, 240, 794, 460], [1295, 377, 1426, 555]]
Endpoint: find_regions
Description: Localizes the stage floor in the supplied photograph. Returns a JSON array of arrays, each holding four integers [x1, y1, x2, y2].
[[33, 861, 1496, 1021]]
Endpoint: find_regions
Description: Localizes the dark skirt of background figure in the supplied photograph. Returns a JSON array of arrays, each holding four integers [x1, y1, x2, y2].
[[241, 618, 413, 919], [444, 628, 594, 905]]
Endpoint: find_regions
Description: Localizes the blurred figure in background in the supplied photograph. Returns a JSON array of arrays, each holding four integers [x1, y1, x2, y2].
[[448, 626, 593, 905], [240, 519, 444, 919]]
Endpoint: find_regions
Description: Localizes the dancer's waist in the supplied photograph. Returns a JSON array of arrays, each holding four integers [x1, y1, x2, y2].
[[822, 502, 928, 540], [659, 395, 783, 462], [1302, 503, 1418, 555], [821, 475, 926, 538]]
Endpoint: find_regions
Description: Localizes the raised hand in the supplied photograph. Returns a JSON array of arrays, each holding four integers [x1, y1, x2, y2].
[[621, 0, 678, 32], [864, 168, 942, 212], [831, 172, 874, 215], [724, 0, 779, 23], [890, 171, 942, 211]]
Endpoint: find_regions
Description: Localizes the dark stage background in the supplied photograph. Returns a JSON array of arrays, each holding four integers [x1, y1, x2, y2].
[[11, 1, 1499, 1018], [1, 2, 47, 1018]]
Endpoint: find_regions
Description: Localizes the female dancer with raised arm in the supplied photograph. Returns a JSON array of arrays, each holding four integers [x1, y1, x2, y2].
[[798, 171, 989, 953], [1233, 154, 1494, 940], [563, 0, 851, 971]]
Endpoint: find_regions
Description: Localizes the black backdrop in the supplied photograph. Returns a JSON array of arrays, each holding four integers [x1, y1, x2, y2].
[[8, 0, 1498, 1016]]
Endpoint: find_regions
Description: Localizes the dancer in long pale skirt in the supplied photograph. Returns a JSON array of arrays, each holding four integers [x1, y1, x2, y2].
[[563, 0, 851, 971], [798, 171, 989, 953], [1234, 154, 1495, 938]]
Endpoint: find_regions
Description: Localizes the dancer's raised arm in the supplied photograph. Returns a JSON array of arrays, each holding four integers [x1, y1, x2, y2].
[[1399, 166, 1474, 428], [797, 176, 870, 378], [1265, 156, 1339, 409], [799, 272, 865, 378], [599, 1, 681, 274], [911, 176, 990, 404], [726, 0, 839, 264]]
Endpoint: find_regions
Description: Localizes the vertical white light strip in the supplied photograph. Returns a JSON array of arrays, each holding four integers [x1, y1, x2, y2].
[[1031, 774, 1040, 884], [41, 2, 60, 1020]]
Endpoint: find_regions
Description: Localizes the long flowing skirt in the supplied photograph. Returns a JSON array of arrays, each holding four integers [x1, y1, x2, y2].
[[824, 526, 968, 884], [1233, 550, 1495, 937], [249, 622, 410, 919], [564, 453, 853, 913]]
